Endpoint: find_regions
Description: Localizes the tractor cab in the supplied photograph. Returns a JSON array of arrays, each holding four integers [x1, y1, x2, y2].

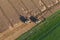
[[20, 15, 30, 23], [30, 16, 41, 23]]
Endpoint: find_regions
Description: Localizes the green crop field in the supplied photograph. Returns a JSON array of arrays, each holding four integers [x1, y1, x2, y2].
[[16, 10, 60, 40]]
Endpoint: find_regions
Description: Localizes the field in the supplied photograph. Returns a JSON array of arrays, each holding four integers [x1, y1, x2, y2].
[[0, 0, 60, 40], [16, 10, 60, 40]]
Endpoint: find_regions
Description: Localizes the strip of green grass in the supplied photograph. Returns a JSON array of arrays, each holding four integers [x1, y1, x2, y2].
[[41, 24, 60, 40], [16, 10, 60, 40]]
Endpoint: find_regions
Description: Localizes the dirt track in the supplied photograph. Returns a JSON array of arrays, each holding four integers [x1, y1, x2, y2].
[[0, 0, 60, 40]]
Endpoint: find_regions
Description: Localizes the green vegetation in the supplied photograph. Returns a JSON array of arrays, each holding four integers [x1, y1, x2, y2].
[[16, 10, 60, 40]]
